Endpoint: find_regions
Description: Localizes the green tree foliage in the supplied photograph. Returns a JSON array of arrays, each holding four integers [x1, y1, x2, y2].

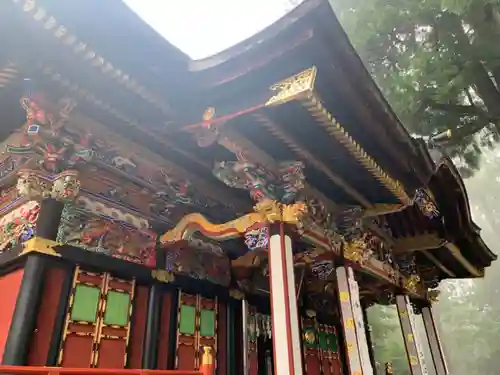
[[330, 0, 500, 175]]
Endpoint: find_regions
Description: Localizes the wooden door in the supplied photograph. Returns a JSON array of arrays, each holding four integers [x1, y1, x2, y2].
[[318, 324, 343, 375], [95, 275, 135, 368], [175, 292, 218, 370], [302, 317, 322, 375], [58, 267, 135, 368]]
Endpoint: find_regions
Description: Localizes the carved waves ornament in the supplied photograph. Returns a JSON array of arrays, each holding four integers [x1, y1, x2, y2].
[[56, 202, 156, 266], [75, 195, 149, 231]]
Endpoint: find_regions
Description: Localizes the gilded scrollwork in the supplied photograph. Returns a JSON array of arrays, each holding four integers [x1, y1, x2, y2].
[[403, 274, 421, 294], [343, 236, 373, 265], [266, 66, 317, 106], [428, 289, 440, 302]]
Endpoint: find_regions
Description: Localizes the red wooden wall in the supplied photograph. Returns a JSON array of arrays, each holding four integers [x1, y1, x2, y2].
[[128, 286, 149, 369], [0, 268, 24, 362], [157, 291, 173, 370], [217, 301, 227, 375], [27, 266, 66, 365]]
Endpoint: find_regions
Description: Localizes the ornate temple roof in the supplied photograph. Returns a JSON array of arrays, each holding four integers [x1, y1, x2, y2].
[[0, 0, 495, 283]]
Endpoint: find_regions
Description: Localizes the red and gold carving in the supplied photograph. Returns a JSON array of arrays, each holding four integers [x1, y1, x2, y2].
[[160, 199, 307, 245]]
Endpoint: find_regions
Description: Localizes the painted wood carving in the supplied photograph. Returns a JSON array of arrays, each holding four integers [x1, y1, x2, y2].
[[0, 200, 39, 253], [160, 199, 307, 245], [57, 203, 156, 266], [165, 241, 231, 286]]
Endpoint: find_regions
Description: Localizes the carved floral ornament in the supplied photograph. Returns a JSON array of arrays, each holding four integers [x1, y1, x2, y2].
[[16, 169, 80, 202]]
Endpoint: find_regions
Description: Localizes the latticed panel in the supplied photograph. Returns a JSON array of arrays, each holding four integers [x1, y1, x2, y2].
[[58, 267, 105, 368], [318, 324, 343, 375], [94, 276, 135, 368], [198, 296, 218, 370], [302, 317, 322, 375], [58, 268, 135, 368], [175, 292, 218, 371]]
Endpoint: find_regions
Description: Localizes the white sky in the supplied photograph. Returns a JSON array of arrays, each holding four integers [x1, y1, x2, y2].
[[123, 0, 294, 59]]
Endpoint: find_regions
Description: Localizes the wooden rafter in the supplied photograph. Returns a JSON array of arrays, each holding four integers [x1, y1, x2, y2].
[[325, 62, 412, 172], [392, 233, 445, 254], [446, 243, 482, 277], [12, 0, 174, 119], [421, 251, 456, 278], [252, 112, 372, 207]]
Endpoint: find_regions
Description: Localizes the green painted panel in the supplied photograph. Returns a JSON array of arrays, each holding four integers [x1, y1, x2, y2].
[[103, 290, 131, 327], [328, 333, 339, 353], [200, 309, 215, 337], [318, 331, 328, 350], [70, 284, 100, 322], [179, 304, 196, 335]]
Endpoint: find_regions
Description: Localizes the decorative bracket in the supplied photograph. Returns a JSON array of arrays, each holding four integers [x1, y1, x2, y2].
[[265, 66, 317, 107], [151, 269, 175, 283], [17, 169, 80, 202], [21, 236, 61, 256]]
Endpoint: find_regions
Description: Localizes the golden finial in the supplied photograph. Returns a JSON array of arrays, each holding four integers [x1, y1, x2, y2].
[[202, 346, 214, 366]]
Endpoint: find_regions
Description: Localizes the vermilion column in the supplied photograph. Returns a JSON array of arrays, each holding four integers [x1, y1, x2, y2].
[[268, 223, 303, 375]]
